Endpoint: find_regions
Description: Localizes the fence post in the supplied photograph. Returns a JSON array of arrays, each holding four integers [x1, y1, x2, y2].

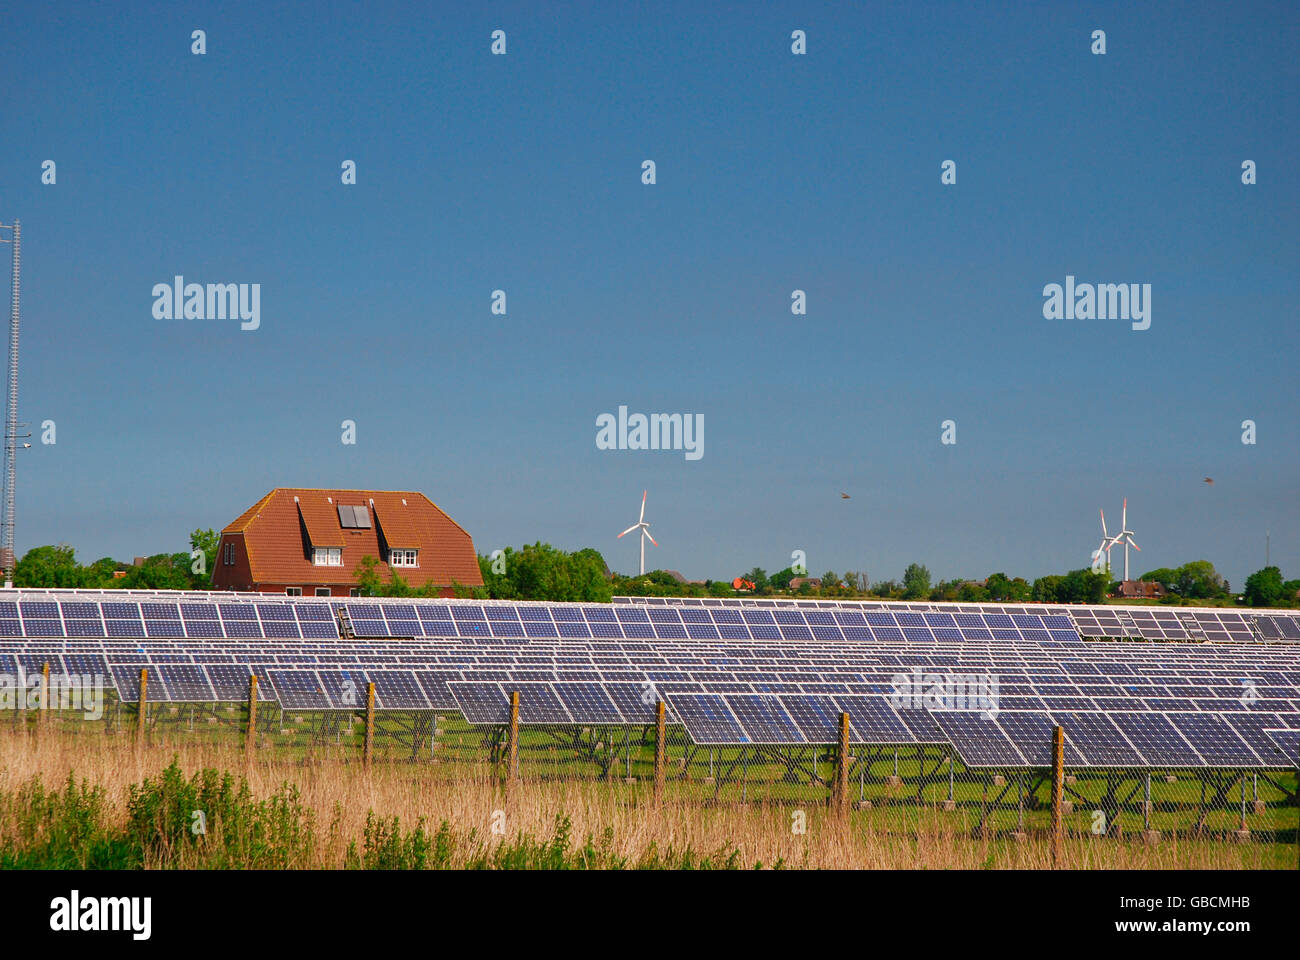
[[1051, 725, 1064, 866], [246, 674, 258, 756], [364, 681, 376, 768], [507, 690, 520, 783], [41, 662, 50, 728], [654, 700, 666, 804], [835, 711, 850, 812], [136, 668, 148, 743]]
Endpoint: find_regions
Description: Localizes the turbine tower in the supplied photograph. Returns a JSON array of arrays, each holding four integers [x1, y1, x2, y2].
[[617, 490, 657, 576], [0, 219, 18, 588]]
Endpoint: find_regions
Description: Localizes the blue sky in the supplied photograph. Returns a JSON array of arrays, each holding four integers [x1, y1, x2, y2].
[[1, 0, 1296, 588]]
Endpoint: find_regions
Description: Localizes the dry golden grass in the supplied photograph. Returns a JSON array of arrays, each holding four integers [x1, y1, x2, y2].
[[0, 728, 1284, 869]]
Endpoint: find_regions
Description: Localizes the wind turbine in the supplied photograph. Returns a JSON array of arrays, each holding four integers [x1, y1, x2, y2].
[[1114, 497, 1140, 581], [1094, 508, 1120, 575], [617, 490, 657, 575]]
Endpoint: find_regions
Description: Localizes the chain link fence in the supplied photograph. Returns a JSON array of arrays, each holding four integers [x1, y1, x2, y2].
[[11, 691, 1298, 856]]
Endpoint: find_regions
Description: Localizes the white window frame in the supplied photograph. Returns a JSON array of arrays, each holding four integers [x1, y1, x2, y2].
[[315, 587, 331, 597], [389, 548, 419, 567], [285, 587, 302, 596], [224, 543, 235, 565], [313, 547, 342, 566]]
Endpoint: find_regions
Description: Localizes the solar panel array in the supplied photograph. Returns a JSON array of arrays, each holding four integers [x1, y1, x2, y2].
[[612, 594, 1300, 644], [3, 590, 1299, 770]]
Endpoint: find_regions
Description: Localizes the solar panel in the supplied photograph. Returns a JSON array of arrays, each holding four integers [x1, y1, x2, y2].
[[666, 693, 748, 744], [836, 695, 915, 744], [449, 682, 511, 724], [266, 670, 332, 710], [1263, 729, 1300, 764], [553, 682, 624, 723], [779, 694, 844, 743], [1053, 711, 1144, 767], [1165, 712, 1260, 766], [930, 711, 1026, 767], [994, 711, 1085, 766], [157, 665, 215, 701], [726, 694, 805, 743], [1110, 713, 1204, 767]]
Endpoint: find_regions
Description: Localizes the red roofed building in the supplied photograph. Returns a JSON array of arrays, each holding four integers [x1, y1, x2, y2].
[[212, 488, 483, 597]]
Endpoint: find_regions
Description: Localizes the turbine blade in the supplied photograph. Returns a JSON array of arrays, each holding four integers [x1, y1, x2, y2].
[[639, 490, 647, 522], [644, 532, 658, 548], [1127, 538, 1140, 551], [618, 524, 638, 538]]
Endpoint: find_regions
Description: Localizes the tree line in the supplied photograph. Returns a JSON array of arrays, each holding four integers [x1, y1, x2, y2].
[[8, 538, 1299, 609]]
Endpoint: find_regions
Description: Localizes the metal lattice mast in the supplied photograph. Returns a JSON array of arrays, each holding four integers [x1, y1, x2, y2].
[[0, 220, 18, 587]]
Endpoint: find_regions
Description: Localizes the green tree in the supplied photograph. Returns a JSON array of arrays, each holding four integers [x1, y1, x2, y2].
[[742, 567, 769, 591], [958, 581, 989, 602], [820, 571, 839, 591], [115, 554, 195, 590], [901, 563, 931, 599], [14, 545, 88, 588], [1172, 560, 1229, 599], [1243, 566, 1286, 607], [189, 528, 220, 586], [768, 567, 796, 590]]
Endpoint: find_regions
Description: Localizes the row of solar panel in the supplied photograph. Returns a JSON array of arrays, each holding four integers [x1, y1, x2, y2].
[[0, 600, 339, 639], [7, 639, 1299, 675], [654, 692, 1300, 769], [87, 659, 1300, 720], [613, 595, 1300, 621]]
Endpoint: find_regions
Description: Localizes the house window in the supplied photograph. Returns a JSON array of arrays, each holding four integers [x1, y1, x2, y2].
[[389, 549, 418, 567], [349, 587, 360, 597], [285, 587, 302, 596], [315, 587, 331, 597], [223, 543, 235, 565], [313, 547, 342, 566]]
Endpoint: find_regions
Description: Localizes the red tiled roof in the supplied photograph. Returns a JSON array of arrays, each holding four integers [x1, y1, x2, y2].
[[222, 488, 483, 587]]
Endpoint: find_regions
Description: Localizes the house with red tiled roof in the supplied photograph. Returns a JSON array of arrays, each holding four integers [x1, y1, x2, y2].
[[211, 488, 483, 597]]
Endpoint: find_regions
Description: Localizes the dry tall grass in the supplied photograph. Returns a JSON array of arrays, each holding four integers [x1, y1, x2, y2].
[[0, 729, 1284, 869]]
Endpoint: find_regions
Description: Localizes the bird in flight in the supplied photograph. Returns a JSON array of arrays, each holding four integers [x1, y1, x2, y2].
[[1203, 477, 1214, 485], [840, 492, 851, 499]]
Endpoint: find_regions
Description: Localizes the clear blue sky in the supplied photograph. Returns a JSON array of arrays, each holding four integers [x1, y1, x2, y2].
[[1, 0, 1296, 588]]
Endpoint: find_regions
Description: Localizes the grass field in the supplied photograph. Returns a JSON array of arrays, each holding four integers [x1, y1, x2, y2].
[[0, 723, 1293, 869]]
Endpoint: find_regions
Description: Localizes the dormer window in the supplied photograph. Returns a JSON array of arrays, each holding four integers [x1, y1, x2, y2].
[[389, 549, 418, 567], [313, 547, 342, 566]]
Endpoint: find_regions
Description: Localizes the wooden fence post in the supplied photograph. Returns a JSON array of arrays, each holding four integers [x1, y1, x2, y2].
[[136, 669, 148, 743], [835, 711, 850, 812], [507, 690, 520, 783], [1051, 725, 1065, 866], [654, 700, 666, 804], [246, 674, 259, 756], [364, 681, 376, 767]]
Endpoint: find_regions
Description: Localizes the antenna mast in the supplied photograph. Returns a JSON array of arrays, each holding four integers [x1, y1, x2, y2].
[[0, 219, 19, 587]]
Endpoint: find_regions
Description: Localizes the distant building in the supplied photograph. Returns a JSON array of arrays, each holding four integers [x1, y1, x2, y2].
[[789, 577, 822, 590], [212, 488, 482, 597], [662, 570, 687, 584], [1114, 579, 1166, 600]]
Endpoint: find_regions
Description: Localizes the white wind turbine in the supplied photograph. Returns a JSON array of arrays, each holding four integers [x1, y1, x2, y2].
[[1094, 508, 1121, 576], [617, 490, 658, 575], [1114, 497, 1141, 581]]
